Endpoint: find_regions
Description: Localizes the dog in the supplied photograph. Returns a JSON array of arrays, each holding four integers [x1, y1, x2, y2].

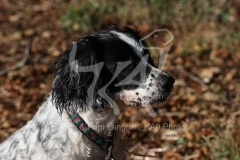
[[0, 26, 174, 160]]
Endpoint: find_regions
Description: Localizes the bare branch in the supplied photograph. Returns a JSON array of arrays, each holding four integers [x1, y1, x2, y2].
[[0, 41, 30, 76]]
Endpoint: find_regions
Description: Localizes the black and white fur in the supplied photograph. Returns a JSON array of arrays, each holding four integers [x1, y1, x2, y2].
[[0, 26, 175, 160]]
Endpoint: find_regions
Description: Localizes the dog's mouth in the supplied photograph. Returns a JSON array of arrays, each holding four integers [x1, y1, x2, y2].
[[150, 90, 172, 105], [119, 87, 173, 107]]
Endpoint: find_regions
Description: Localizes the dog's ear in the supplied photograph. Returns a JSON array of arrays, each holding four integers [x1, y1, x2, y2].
[[51, 39, 111, 114], [51, 38, 101, 113]]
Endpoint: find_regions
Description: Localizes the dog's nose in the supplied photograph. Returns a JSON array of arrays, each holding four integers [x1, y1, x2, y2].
[[159, 72, 175, 87]]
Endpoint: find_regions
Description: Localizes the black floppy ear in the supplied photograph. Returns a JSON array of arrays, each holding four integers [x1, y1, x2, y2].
[[51, 41, 96, 114], [51, 39, 113, 114]]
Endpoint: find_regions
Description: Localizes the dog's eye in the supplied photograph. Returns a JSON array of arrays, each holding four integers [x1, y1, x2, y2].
[[132, 72, 141, 82]]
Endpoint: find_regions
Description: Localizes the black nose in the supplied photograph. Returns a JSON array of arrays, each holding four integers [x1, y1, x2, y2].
[[159, 73, 175, 87]]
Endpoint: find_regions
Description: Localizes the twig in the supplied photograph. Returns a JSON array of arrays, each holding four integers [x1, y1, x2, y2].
[[227, 110, 240, 131], [30, 58, 53, 65], [0, 41, 30, 76], [183, 154, 199, 160], [158, 111, 186, 117], [184, 70, 208, 88], [176, 66, 208, 88], [148, 146, 169, 153]]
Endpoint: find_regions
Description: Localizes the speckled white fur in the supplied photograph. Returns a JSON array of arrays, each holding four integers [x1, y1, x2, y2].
[[0, 95, 126, 160]]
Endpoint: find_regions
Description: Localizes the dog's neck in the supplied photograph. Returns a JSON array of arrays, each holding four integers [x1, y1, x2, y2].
[[21, 96, 123, 159], [76, 107, 117, 138]]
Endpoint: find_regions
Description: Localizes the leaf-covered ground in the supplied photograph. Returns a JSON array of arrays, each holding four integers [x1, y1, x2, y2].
[[0, 1, 240, 159]]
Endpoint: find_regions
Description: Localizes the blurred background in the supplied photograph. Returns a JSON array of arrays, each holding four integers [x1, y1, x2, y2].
[[0, 0, 240, 159]]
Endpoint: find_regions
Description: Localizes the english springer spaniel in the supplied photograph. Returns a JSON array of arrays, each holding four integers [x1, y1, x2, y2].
[[0, 26, 174, 160]]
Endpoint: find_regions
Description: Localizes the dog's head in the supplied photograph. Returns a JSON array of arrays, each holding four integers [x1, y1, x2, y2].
[[52, 26, 174, 114]]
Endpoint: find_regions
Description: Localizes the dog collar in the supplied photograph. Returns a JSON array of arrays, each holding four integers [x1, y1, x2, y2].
[[65, 106, 114, 160]]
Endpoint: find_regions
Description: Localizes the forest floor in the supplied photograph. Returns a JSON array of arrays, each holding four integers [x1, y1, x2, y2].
[[0, 1, 240, 159]]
